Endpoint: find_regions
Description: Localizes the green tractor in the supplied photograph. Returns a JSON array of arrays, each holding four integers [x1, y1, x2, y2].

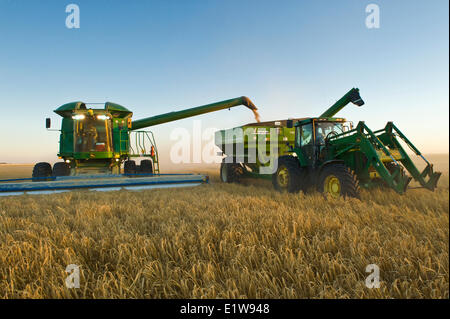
[[216, 88, 441, 198]]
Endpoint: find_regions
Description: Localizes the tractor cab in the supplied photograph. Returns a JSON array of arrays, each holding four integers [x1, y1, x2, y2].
[[293, 118, 351, 166]]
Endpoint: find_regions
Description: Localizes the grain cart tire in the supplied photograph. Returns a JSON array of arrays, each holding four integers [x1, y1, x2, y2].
[[124, 160, 137, 175], [52, 162, 70, 177], [220, 161, 244, 183], [272, 156, 303, 193], [318, 163, 360, 198], [32, 162, 52, 181], [140, 160, 153, 174]]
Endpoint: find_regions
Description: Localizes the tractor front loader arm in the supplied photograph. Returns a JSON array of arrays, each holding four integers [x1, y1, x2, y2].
[[329, 121, 441, 194], [376, 122, 442, 191]]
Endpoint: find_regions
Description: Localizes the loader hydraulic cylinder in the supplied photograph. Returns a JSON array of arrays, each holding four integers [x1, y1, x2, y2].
[[319, 88, 364, 118], [131, 96, 259, 130]]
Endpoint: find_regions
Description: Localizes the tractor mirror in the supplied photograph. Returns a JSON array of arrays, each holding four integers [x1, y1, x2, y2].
[[286, 119, 293, 128], [46, 118, 51, 129]]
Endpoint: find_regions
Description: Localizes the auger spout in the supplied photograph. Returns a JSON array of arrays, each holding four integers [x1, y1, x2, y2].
[[319, 88, 364, 118]]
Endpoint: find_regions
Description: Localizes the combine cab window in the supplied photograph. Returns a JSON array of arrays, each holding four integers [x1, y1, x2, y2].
[[74, 116, 112, 153]]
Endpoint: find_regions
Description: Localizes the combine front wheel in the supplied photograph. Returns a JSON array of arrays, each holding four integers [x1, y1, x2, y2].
[[140, 160, 153, 174], [52, 162, 70, 177], [124, 160, 137, 175], [318, 164, 360, 198], [32, 162, 52, 181]]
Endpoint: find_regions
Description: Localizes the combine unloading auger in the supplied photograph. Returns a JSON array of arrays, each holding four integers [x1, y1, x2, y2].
[[0, 96, 259, 195]]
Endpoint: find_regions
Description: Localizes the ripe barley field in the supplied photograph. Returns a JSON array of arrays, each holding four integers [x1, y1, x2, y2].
[[0, 155, 448, 298]]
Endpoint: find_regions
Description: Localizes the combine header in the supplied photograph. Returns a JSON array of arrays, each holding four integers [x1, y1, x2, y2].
[[0, 97, 258, 195], [215, 88, 441, 198]]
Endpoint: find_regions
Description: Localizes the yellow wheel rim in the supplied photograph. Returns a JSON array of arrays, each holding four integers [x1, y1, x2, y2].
[[277, 166, 289, 188], [324, 175, 341, 198]]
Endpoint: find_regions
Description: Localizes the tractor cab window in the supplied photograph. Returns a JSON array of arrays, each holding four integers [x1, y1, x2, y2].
[[74, 115, 112, 153], [315, 122, 344, 145]]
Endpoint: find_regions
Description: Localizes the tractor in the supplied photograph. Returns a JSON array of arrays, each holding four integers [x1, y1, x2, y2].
[[215, 88, 441, 198]]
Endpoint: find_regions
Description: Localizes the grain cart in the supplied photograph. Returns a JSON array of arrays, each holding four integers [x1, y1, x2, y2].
[[215, 88, 441, 198], [0, 97, 258, 195]]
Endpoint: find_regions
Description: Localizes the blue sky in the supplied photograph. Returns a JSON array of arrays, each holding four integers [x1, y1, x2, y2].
[[0, 0, 448, 164]]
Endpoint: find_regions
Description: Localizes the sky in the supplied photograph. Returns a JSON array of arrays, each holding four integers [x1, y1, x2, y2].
[[0, 0, 448, 166]]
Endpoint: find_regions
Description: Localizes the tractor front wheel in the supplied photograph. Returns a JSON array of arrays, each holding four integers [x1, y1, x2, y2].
[[220, 161, 244, 183], [318, 164, 360, 198], [32, 162, 52, 181]]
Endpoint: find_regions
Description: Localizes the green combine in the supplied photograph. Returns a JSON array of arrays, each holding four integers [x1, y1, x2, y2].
[[215, 88, 441, 198], [0, 96, 259, 195], [37, 96, 258, 178]]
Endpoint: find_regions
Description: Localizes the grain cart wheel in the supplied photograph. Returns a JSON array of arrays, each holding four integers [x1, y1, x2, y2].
[[272, 156, 302, 193], [52, 162, 70, 177], [124, 160, 137, 175], [140, 159, 153, 174], [220, 161, 244, 183], [32, 162, 52, 181], [318, 163, 360, 199]]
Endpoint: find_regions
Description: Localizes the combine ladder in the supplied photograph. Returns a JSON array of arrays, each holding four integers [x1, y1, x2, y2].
[[129, 130, 160, 174]]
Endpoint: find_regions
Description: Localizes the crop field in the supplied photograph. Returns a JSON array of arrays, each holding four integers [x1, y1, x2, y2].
[[0, 155, 448, 299]]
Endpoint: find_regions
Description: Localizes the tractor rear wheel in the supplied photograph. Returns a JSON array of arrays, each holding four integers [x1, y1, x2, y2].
[[140, 159, 153, 174], [124, 160, 137, 175], [220, 161, 244, 183], [52, 162, 70, 177], [318, 163, 360, 198], [272, 156, 305, 193], [32, 162, 52, 181]]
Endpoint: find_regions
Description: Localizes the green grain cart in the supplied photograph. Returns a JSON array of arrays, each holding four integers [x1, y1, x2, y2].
[[215, 88, 441, 198]]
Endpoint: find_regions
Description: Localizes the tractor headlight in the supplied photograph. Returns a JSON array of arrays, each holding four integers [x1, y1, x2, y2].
[[97, 115, 110, 120], [72, 114, 85, 120]]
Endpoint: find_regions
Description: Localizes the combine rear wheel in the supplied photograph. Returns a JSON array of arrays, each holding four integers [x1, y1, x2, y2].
[[220, 160, 244, 183], [318, 163, 360, 198], [140, 160, 153, 174], [272, 156, 304, 193], [124, 160, 137, 175], [32, 162, 52, 181], [52, 162, 70, 177]]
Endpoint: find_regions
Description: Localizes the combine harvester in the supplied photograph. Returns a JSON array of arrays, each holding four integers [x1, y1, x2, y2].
[[215, 88, 441, 198], [0, 97, 259, 195]]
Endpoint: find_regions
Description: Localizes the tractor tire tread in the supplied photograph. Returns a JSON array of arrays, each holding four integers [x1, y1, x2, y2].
[[319, 164, 360, 198]]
